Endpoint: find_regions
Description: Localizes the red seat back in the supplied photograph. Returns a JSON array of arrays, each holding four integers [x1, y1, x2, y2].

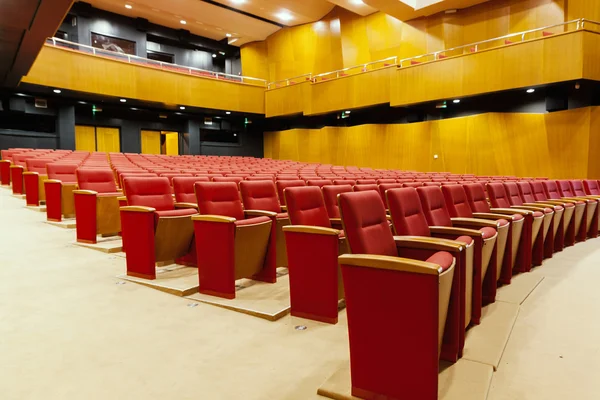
[[464, 183, 491, 213], [487, 183, 511, 208], [353, 184, 378, 192], [195, 182, 245, 220], [569, 180, 587, 197], [441, 185, 474, 218], [77, 169, 118, 193], [542, 180, 562, 199], [333, 179, 356, 186], [530, 181, 548, 201], [403, 182, 424, 188], [416, 186, 453, 227], [307, 179, 333, 187], [356, 179, 376, 185], [47, 163, 79, 183], [379, 183, 404, 204], [517, 181, 536, 203], [556, 180, 576, 197], [338, 191, 397, 256], [239, 181, 280, 213], [284, 186, 331, 228], [25, 158, 52, 174], [276, 180, 306, 205], [584, 180, 600, 195], [172, 176, 209, 203], [123, 177, 174, 211], [322, 185, 353, 218], [503, 182, 524, 206], [386, 188, 431, 237], [377, 179, 396, 184]]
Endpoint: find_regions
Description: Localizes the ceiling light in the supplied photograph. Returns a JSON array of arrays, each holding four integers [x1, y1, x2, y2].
[[233, 133, 237, 137], [344, 110, 351, 114], [276, 11, 293, 21], [226, 33, 232, 37], [125, 4, 132, 9], [130, 107, 138, 110], [226, 111, 231, 115], [179, 106, 185, 110], [120, 99, 127, 103], [180, 20, 187, 25], [350, 0, 364, 4], [78, 101, 87, 104], [53, 89, 61, 94], [16, 93, 27, 96], [231, 0, 246, 4], [526, 88, 535, 93], [212, 54, 217, 58], [219, 51, 225, 55], [453, 99, 461, 104]]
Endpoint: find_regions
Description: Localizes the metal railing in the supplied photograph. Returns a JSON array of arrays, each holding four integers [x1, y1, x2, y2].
[[45, 37, 267, 87], [267, 73, 313, 90], [267, 18, 600, 88]]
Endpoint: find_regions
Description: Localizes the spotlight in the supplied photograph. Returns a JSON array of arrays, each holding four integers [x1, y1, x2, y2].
[[526, 88, 535, 94], [180, 20, 187, 25], [453, 99, 461, 104], [212, 54, 217, 58], [125, 4, 132, 9], [53, 89, 61, 94], [120, 99, 127, 103], [344, 110, 351, 114], [180, 106, 186, 110], [226, 111, 231, 115], [226, 33, 232, 37], [276, 11, 293, 21]]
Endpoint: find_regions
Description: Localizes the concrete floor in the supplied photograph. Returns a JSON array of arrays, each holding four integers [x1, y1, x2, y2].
[[0, 187, 598, 400]]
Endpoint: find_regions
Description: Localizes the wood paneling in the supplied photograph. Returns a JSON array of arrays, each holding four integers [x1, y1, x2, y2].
[[141, 130, 161, 155], [96, 127, 120, 153], [566, 0, 600, 21], [164, 132, 179, 156], [265, 81, 311, 117], [265, 107, 600, 178], [75, 126, 96, 152], [23, 46, 266, 114]]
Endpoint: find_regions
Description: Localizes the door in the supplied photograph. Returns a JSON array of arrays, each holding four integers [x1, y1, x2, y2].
[[141, 130, 161, 154], [75, 125, 96, 152], [96, 127, 120, 152]]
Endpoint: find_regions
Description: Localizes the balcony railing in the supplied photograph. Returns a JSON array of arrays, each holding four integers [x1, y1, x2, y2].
[[45, 37, 267, 87], [267, 18, 600, 88]]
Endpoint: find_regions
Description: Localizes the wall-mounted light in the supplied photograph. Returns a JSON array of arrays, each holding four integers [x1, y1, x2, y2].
[[226, 111, 231, 115], [212, 54, 217, 58], [179, 106, 185, 110]]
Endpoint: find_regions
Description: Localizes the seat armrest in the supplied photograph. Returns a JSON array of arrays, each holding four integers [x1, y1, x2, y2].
[[429, 226, 483, 238], [23, 171, 39, 176], [536, 200, 570, 206], [283, 225, 340, 236], [472, 212, 515, 221], [174, 202, 198, 210], [120, 206, 156, 213], [490, 207, 533, 216], [117, 196, 127, 202], [73, 190, 98, 196], [45, 179, 63, 184], [244, 210, 277, 218], [451, 217, 499, 228], [517, 204, 550, 212], [339, 254, 443, 275], [192, 215, 236, 223], [280, 205, 287, 212], [393, 236, 465, 252]]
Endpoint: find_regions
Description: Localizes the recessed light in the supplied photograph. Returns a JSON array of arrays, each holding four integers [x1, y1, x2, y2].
[[219, 51, 225, 55], [215, 116, 222, 119], [120, 99, 127, 103], [179, 106, 185, 110], [16, 93, 27, 97], [226, 111, 231, 115], [233, 133, 237, 137], [180, 20, 187, 25], [125, 4, 132, 9], [526, 88, 535, 93], [53, 89, 61, 94], [78, 101, 87, 104], [453, 99, 461, 104], [212, 54, 217, 58], [276, 11, 293, 21], [350, 0, 364, 4], [226, 33, 232, 37], [231, 0, 246, 4], [344, 110, 351, 114]]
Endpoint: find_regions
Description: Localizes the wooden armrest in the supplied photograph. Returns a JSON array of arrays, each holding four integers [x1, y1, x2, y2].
[[23, 171, 38, 175], [244, 210, 277, 217], [45, 179, 62, 184], [283, 225, 340, 236], [120, 206, 156, 213], [174, 202, 198, 209], [490, 207, 532, 216], [472, 212, 514, 221], [117, 196, 127, 202], [280, 205, 287, 212], [451, 217, 498, 228], [535, 200, 569, 206], [515, 205, 548, 213], [338, 254, 442, 275], [73, 190, 98, 195], [9, 165, 24, 169], [394, 236, 465, 252], [563, 196, 596, 203], [430, 226, 483, 238], [329, 217, 342, 225], [192, 215, 236, 223]]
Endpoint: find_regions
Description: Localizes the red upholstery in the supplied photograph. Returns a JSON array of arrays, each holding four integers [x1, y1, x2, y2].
[[160, 173, 193, 184], [543, 180, 563, 199], [307, 179, 333, 187], [25, 158, 52, 174], [213, 176, 244, 185], [353, 184, 378, 192], [276, 180, 306, 205], [386, 188, 432, 237], [338, 191, 397, 256], [123, 177, 174, 211], [333, 179, 356, 186], [77, 169, 118, 193], [487, 183, 512, 208], [584, 180, 600, 195], [195, 182, 245, 220], [47, 163, 78, 183], [356, 179, 376, 184], [377, 179, 396, 184], [441, 185, 474, 218], [322, 185, 353, 219], [173, 176, 210, 203], [417, 186, 454, 227], [240, 180, 281, 213], [403, 182, 424, 188], [557, 180, 576, 197], [379, 183, 404, 204], [285, 186, 331, 228], [570, 180, 588, 197]]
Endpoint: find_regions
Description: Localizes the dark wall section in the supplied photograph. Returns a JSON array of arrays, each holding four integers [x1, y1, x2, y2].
[[201, 130, 263, 157], [0, 130, 57, 150], [56, 106, 76, 150]]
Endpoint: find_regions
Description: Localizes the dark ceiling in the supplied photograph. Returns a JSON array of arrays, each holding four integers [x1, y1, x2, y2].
[[0, 0, 74, 87]]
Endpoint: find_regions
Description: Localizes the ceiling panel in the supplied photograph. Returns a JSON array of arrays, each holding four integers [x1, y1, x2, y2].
[[86, 0, 282, 46], [211, 0, 336, 26], [363, 0, 491, 20], [325, 0, 378, 17]]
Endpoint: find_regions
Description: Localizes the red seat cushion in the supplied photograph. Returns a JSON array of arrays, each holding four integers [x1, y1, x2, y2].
[[276, 212, 288, 219], [235, 216, 271, 226], [542, 207, 553, 214], [425, 251, 454, 272], [456, 235, 473, 245], [512, 214, 524, 221], [497, 218, 509, 227], [154, 208, 197, 225], [532, 211, 544, 218], [480, 226, 497, 239]]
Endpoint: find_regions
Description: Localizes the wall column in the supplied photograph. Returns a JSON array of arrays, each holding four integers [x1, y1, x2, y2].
[[186, 120, 201, 155], [56, 106, 75, 150]]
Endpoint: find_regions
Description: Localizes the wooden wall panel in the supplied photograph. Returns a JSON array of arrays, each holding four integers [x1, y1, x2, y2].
[[75, 126, 96, 152], [240, 41, 269, 81], [23, 46, 266, 114], [265, 82, 311, 117], [96, 127, 121, 153], [265, 107, 598, 178], [141, 130, 161, 155], [566, 0, 600, 21]]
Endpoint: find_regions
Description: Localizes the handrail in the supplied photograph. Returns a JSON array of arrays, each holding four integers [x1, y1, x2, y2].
[[45, 37, 267, 87], [267, 73, 312, 90], [267, 18, 600, 87]]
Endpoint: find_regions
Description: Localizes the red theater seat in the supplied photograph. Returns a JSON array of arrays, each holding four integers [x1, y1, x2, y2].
[[333, 179, 356, 186], [442, 184, 511, 285], [192, 182, 276, 299], [338, 190, 458, 398], [73, 169, 122, 244], [417, 186, 498, 325], [172, 176, 210, 206], [240, 180, 289, 268], [529, 180, 577, 247], [283, 186, 348, 324], [307, 179, 333, 187], [543, 180, 587, 242], [353, 184, 378, 192], [120, 177, 198, 280], [45, 163, 80, 222], [23, 158, 54, 206], [566, 180, 599, 238], [275, 180, 306, 210], [322, 185, 353, 228]]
